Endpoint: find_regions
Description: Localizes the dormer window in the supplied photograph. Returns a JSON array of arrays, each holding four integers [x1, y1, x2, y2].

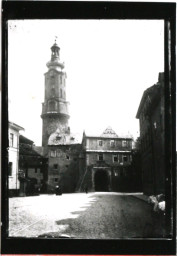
[[56, 135, 61, 140]]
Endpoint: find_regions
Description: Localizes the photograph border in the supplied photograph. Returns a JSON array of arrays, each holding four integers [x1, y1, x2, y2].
[[1, 1, 176, 255]]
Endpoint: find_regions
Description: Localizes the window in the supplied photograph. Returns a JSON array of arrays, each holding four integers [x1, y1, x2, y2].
[[48, 100, 56, 111], [113, 155, 118, 162], [50, 150, 56, 157], [110, 140, 115, 147], [66, 165, 68, 168], [98, 140, 103, 146], [51, 88, 55, 97], [9, 133, 14, 147], [54, 178, 58, 182], [98, 154, 103, 161], [50, 70, 54, 76], [53, 164, 58, 169], [8, 162, 12, 176], [60, 89, 62, 98], [66, 155, 70, 160], [123, 156, 128, 162], [122, 140, 127, 147], [35, 169, 38, 173], [60, 76, 62, 84]]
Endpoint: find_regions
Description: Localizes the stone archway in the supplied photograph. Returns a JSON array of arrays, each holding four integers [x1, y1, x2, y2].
[[94, 169, 109, 191]]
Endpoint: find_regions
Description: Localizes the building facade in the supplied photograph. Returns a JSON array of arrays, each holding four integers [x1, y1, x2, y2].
[[77, 127, 137, 192], [19, 135, 48, 196], [136, 72, 165, 195], [8, 121, 24, 196]]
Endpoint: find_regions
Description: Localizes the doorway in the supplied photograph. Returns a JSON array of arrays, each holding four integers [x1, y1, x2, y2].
[[95, 170, 109, 191]]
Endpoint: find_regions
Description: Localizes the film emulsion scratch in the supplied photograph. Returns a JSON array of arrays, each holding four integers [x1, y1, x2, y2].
[[7, 19, 171, 239]]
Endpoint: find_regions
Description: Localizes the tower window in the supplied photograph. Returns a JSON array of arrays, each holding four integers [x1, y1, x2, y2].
[[51, 88, 55, 97], [60, 89, 62, 98], [53, 164, 58, 169], [48, 100, 56, 111], [9, 133, 14, 147], [54, 178, 58, 182]]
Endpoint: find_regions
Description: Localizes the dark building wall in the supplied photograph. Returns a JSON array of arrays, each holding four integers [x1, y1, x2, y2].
[[136, 72, 165, 195], [47, 144, 81, 193], [19, 135, 48, 195]]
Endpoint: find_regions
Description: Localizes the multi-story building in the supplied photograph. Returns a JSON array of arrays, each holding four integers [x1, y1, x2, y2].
[[8, 121, 24, 196], [136, 72, 165, 195], [19, 135, 48, 195], [77, 127, 135, 192]]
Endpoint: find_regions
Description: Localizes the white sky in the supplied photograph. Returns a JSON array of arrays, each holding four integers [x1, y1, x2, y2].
[[8, 20, 164, 146]]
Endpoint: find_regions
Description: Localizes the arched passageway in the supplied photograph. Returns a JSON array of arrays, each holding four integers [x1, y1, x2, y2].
[[95, 170, 109, 191]]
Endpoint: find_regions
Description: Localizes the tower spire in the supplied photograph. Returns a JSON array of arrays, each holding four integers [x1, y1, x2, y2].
[[51, 38, 60, 61], [46, 38, 64, 70]]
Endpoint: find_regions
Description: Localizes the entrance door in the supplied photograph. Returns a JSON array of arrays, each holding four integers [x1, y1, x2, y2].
[[95, 170, 109, 191]]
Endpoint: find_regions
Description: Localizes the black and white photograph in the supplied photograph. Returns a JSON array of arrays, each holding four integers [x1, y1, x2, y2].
[[7, 18, 173, 241]]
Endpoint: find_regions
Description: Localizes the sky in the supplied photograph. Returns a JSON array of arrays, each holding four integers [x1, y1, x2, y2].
[[8, 20, 164, 146]]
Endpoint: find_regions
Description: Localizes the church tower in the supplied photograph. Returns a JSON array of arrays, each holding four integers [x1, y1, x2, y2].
[[41, 41, 70, 146]]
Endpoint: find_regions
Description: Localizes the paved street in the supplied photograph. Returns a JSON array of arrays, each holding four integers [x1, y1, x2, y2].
[[9, 192, 165, 238]]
